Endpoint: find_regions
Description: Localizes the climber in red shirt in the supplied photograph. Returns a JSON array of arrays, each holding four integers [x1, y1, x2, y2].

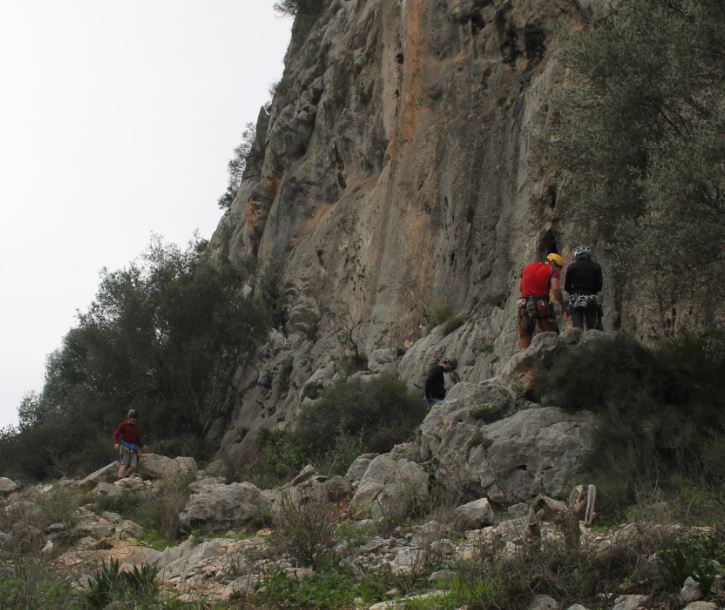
[[113, 409, 144, 478], [517, 253, 569, 349]]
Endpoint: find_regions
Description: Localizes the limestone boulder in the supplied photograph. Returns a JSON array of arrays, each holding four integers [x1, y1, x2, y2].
[[76, 463, 118, 490], [452, 498, 496, 532], [349, 454, 429, 520], [419, 397, 596, 504], [0, 477, 18, 495], [500, 332, 563, 397], [137, 453, 197, 480], [345, 453, 378, 483], [179, 482, 270, 532]]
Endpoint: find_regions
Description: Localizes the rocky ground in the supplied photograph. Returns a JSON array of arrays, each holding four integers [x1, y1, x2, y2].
[[1, 331, 723, 609]]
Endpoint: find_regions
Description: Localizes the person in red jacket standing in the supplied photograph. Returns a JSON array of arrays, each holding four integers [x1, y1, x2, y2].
[[517, 253, 569, 349], [113, 409, 144, 479]]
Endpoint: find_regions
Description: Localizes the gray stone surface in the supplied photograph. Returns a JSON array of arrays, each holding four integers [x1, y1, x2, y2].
[[76, 463, 118, 490], [611, 595, 649, 610], [345, 453, 378, 483], [116, 520, 144, 540], [452, 498, 496, 531], [0, 477, 18, 495], [419, 395, 596, 503], [179, 482, 269, 531], [137, 453, 197, 480], [527, 594, 558, 610], [350, 454, 429, 520]]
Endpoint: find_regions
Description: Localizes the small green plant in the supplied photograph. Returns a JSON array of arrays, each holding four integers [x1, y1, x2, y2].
[[257, 567, 385, 609], [660, 542, 721, 595], [429, 302, 465, 336], [86, 559, 159, 608], [480, 340, 495, 354], [315, 247, 324, 262]]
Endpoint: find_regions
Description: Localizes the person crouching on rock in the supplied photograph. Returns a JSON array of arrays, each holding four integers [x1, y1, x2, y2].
[[113, 409, 144, 479], [424, 356, 459, 408]]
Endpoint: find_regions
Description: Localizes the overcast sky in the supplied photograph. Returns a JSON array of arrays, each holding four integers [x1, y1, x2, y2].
[[0, 1, 291, 427]]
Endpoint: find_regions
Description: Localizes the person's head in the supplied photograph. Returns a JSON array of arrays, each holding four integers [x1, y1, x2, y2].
[[546, 252, 564, 269], [573, 245, 591, 261], [127, 409, 138, 421], [442, 356, 458, 372]]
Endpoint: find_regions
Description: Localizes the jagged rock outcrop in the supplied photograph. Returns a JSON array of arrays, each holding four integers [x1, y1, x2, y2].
[[207, 0, 639, 453]]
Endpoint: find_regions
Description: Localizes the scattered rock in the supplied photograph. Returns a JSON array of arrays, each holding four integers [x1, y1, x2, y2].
[[453, 498, 496, 531], [0, 477, 19, 495], [42, 539, 54, 553], [116, 520, 144, 540], [681, 602, 718, 610], [345, 453, 378, 483], [76, 463, 118, 490], [527, 594, 558, 610], [680, 575, 703, 602], [611, 594, 649, 610], [324, 475, 353, 501], [94, 482, 122, 497], [179, 482, 270, 531], [428, 569, 456, 585], [284, 567, 315, 582], [137, 453, 197, 480], [350, 454, 430, 520]]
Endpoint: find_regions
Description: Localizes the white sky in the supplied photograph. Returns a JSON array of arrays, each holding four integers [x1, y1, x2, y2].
[[0, 1, 291, 427]]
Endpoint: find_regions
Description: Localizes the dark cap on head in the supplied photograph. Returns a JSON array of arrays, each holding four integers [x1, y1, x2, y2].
[[443, 356, 458, 369], [127, 409, 138, 419]]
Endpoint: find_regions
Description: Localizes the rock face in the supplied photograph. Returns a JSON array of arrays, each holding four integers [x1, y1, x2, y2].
[[208, 0, 722, 454], [419, 392, 596, 503], [209, 0, 606, 451]]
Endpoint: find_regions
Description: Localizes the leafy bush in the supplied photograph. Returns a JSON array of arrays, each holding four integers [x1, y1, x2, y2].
[[547, 0, 725, 298], [535, 332, 725, 518], [271, 492, 339, 568], [0, 558, 83, 609], [295, 374, 426, 456], [429, 302, 466, 336]]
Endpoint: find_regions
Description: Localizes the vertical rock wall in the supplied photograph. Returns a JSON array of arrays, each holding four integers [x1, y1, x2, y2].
[[208, 0, 713, 450]]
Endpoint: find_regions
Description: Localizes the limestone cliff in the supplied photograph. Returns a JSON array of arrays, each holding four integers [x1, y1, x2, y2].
[[206, 0, 711, 450]]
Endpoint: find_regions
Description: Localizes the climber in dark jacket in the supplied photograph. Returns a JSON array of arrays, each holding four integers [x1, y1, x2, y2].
[[564, 245, 604, 331], [424, 356, 459, 407]]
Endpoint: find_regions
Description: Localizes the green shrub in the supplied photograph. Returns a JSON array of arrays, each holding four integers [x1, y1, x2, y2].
[[660, 533, 724, 595], [535, 332, 725, 519], [257, 567, 385, 609], [86, 560, 159, 608], [271, 492, 339, 568], [429, 303, 466, 336], [295, 374, 426, 456], [0, 558, 82, 609]]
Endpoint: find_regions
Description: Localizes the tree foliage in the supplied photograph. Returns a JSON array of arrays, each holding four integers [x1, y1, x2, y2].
[[217, 122, 257, 210], [0, 237, 269, 480], [549, 0, 725, 294]]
